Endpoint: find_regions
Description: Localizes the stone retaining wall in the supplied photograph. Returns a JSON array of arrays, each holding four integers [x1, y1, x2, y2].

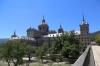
[[72, 45, 95, 66]]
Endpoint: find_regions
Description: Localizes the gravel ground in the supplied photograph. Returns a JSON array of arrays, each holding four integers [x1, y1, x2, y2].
[[0, 57, 71, 66]]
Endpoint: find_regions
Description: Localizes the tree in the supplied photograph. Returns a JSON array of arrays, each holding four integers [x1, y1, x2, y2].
[[95, 34, 100, 45], [11, 40, 26, 66], [61, 41, 70, 58], [0, 40, 27, 66], [69, 44, 79, 59], [0, 41, 13, 66], [26, 45, 36, 62], [35, 42, 48, 63], [50, 30, 83, 59], [50, 35, 63, 54]]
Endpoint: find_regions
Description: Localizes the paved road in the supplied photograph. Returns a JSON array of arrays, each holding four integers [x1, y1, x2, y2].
[[92, 46, 100, 66]]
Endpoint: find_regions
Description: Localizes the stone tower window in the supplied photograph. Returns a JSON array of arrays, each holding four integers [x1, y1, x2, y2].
[[87, 31, 88, 33], [39, 27, 41, 30], [43, 27, 45, 29]]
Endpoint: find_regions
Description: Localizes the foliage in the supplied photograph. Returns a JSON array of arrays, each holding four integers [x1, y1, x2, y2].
[[0, 41, 13, 66], [69, 44, 79, 59], [61, 41, 70, 58], [90, 31, 100, 41], [26, 45, 36, 61], [0, 40, 27, 66], [50, 30, 83, 59], [95, 34, 100, 45], [35, 42, 48, 63]]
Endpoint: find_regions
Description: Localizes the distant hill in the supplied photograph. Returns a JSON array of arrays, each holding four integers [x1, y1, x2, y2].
[[0, 38, 10, 44], [90, 31, 100, 41]]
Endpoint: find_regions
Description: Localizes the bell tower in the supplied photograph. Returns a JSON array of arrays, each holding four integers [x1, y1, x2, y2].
[[80, 14, 90, 47]]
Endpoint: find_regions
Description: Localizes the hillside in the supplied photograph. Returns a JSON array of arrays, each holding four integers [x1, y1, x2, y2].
[[0, 38, 9, 44], [90, 31, 100, 41]]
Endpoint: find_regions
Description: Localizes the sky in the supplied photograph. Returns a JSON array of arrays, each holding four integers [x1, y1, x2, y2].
[[0, 0, 100, 38]]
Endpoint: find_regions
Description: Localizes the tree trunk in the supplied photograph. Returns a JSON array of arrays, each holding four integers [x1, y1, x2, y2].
[[28, 54, 31, 62], [8, 61, 10, 66], [14, 62, 18, 66], [40, 56, 43, 63]]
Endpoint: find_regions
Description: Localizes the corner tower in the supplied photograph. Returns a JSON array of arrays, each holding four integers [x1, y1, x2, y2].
[[80, 14, 90, 47]]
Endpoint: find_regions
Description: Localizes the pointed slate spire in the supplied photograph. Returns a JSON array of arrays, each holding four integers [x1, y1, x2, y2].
[[82, 14, 85, 21], [14, 30, 16, 35], [60, 23, 62, 28], [42, 15, 45, 23], [43, 15, 44, 20]]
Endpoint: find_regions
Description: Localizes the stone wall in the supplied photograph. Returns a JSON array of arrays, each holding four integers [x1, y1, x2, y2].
[[72, 45, 95, 66]]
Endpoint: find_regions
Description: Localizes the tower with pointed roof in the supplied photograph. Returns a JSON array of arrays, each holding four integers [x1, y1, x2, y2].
[[80, 14, 90, 47], [11, 30, 17, 38], [58, 23, 64, 33], [38, 15, 49, 35]]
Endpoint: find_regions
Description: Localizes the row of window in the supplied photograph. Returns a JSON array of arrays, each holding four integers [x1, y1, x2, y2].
[[81, 31, 89, 34], [84, 43, 90, 46], [39, 27, 48, 30], [82, 40, 90, 41], [81, 27, 88, 29], [77, 37, 89, 40]]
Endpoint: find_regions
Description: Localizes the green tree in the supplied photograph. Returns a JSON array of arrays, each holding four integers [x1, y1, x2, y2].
[[95, 34, 100, 45], [26, 45, 36, 62], [61, 41, 70, 58], [11, 40, 26, 66], [0, 41, 13, 66], [50, 30, 83, 59], [35, 42, 48, 63], [69, 44, 79, 59], [0, 40, 27, 66], [50, 31, 69, 54]]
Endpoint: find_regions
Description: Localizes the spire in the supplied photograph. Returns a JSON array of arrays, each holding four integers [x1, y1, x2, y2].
[[60, 23, 62, 28], [82, 14, 85, 21], [43, 15, 44, 20], [14, 30, 16, 35], [42, 15, 45, 23]]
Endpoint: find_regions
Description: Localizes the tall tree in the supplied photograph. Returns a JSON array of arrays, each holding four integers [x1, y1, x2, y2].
[[26, 45, 36, 62], [0, 40, 27, 66], [50, 31, 69, 54], [61, 41, 70, 58], [11, 40, 26, 66], [0, 41, 13, 66], [35, 42, 48, 63]]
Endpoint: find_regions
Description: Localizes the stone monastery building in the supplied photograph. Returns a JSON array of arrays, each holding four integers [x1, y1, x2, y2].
[[10, 15, 90, 47]]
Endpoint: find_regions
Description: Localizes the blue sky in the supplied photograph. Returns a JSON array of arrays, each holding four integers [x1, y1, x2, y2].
[[0, 0, 100, 38]]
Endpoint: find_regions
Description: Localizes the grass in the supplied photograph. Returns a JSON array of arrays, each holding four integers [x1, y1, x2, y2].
[[0, 61, 71, 66]]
